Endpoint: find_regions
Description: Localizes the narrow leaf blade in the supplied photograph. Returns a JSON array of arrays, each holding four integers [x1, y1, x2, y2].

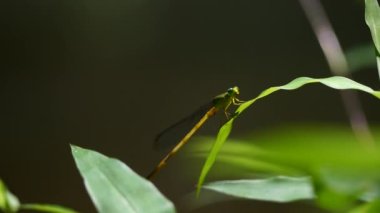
[[197, 76, 380, 193], [365, 0, 380, 53], [20, 204, 78, 213], [0, 179, 20, 213], [365, 0, 380, 78], [196, 120, 233, 196]]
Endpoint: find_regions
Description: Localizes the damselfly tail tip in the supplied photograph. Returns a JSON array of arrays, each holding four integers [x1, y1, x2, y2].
[[146, 168, 158, 180]]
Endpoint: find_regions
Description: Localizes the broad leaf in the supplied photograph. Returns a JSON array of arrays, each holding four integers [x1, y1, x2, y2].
[[71, 145, 175, 213], [203, 176, 314, 203]]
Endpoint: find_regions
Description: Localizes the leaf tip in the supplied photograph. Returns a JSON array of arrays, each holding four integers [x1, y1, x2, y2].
[[70, 144, 83, 154]]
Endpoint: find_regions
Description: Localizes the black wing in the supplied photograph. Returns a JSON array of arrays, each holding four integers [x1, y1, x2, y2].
[[153, 102, 214, 150]]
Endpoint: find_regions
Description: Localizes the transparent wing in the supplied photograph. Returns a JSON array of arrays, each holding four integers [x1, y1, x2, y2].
[[153, 102, 214, 150]]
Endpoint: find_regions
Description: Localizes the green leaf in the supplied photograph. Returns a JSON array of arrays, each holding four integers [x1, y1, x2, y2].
[[196, 120, 233, 196], [196, 76, 380, 194], [0, 179, 20, 213], [316, 186, 357, 212], [189, 138, 301, 177], [366, 0, 380, 53], [365, 0, 380, 77], [0, 180, 7, 211], [192, 124, 380, 208], [350, 200, 380, 213], [20, 204, 78, 213], [71, 145, 175, 213], [195, 124, 380, 173], [203, 176, 314, 203], [345, 44, 376, 72]]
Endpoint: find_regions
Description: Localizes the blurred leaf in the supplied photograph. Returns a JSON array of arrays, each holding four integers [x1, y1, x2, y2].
[[212, 154, 301, 176], [194, 125, 380, 174], [203, 176, 314, 202], [0, 180, 7, 211], [317, 169, 379, 197], [316, 186, 356, 212], [71, 145, 175, 213], [189, 138, 301, 177], [346, 44, 376, 72], [20, 204, 78, 213], [197, 77, 380, 194], [191, 124, 380, 209], [362, 185, 380, 202], [313, 173, 360, 212], [0, 179, 20, 213], [350, 200, 380, 213], [365, 0, 380, 77]]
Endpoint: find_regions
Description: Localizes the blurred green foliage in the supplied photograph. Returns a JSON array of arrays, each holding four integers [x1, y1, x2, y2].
[[0, 179, 77, 213], [189, 124, 380, 212], [346, 44, 376, 72]]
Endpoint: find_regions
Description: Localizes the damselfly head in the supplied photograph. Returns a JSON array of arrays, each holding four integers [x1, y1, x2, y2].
[[227, 86, 239, 96]]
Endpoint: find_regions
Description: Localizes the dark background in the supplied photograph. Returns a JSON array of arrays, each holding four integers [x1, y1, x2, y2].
[[1, 0, 379, 212]]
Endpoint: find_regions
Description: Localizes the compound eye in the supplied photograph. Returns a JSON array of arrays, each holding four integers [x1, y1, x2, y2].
[[227, 88, 233, 94]]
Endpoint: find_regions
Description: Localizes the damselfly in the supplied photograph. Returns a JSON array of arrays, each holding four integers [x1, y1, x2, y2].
[[147, 87, 243, 179]]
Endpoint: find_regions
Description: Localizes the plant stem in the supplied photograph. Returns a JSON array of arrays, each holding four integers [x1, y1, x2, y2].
[[299, 0, 375, 148]]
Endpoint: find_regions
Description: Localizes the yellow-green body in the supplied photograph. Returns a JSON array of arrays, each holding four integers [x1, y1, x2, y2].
[[212, 86, 240, 117]]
